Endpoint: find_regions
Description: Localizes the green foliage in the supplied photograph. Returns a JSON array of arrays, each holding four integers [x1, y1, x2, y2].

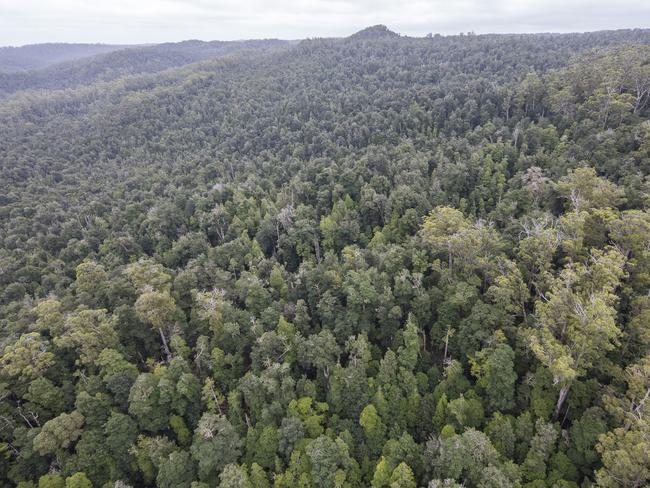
[[218, 464, 249, 488], [389, 462, 416, 488], [485, 413, 516, 459], [521, 420, 558, 482], [38, 474, 65, 488], [190, 413, 242, 484], [447, 392, 485, 430], [527, 247, 626, 419], [157, 450, 196, 488], [305, 436, 355, 488], [360, 404, 386, 454], [433, 429, 503, 486], [469, 331, 517, 413], [128, 372, 171, 432], [64, 473, 92, 488], [33, 411, 85, 455], [0, 333, 55, 385], [595, 357, 650, 488], [288, 397, 329, 439]]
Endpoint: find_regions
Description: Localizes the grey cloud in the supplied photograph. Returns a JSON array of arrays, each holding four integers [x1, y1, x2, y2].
[[0, 0, 647, 45]]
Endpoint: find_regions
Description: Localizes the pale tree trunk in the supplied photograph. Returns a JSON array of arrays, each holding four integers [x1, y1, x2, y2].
[[313, 237, 321, 263], [159, 327, 172, 361], [443, 327, 453, 365], [553, 383, 571, 421]]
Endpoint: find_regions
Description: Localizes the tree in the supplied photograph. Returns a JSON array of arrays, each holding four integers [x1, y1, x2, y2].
[[64, 473, 92, 488], [218, 464, 250, 488], [157, 450, 196, 488], [33, 411, 85, 455], [421, 206, 503, 279], [190, 413, 242, 484], [296, 329, 340, 380], [248, 463, 269, 488], [305, 435, 355, 488], [277, 417, 306, 462], [432, 394, 448, 433], [245, 425, 277, 470], [389, 462, 416, 488], [2, 27, 650, 488], [33, 298, 64, 334], [596, 422, 650, 488], [74, 260, 108, 306], [568, 407, 607, 470], [288, 397, 328, 439], [360, 404, 386, 454], [38, 474, 65, 488], [420, 207, 470, 275], [104, 411, 139, 470], [484, 413, 516, 459], [131, 435, 176, 484], [134, 291, 178, 360], [128, 372, 171, 432], [426, 481, 463, 488], [521, 420, 558, 482], [71, 428, 113, 486], [23, 377, 66, 422], [556, 167, 624, 212], [372, 456, 392, 488], [320, 197, 360, 253], [397, 315, 420, 371], [527, 247, 626, 419], [380, 432, 422, 483], [447, 392, 484, 430], [95, 348, 139, 407], [126, 259, 178, 360], [53, 307, 119, 367], [433, 429, 501, 486], [0, 333, 55, 386], [596, 357, 650, 488], [125, 258, 173, 293], [469, 331, 517, 412]]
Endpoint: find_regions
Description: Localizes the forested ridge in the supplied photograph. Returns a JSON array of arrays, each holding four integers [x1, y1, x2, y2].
[[1, 25, 650, 488], [0, 44, 129, 73], [0, 39, 292, 99]]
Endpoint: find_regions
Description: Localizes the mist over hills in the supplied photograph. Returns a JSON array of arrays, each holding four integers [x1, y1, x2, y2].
[[0, 38, 292, 98], [0, 43, 129, 72]]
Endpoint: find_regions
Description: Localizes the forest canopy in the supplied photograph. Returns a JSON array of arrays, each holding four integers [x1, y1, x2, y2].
[[1, 26, 650, 488]]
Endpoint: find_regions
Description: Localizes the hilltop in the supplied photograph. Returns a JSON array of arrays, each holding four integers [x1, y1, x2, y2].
[[348, 24, 400, 39]]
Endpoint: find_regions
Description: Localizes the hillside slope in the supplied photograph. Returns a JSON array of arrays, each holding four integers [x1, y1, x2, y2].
[[0, 42, 129, 72], [0, 39, 292, 97]]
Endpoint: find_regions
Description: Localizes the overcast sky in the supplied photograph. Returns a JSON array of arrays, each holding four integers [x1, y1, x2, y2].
[[1, 0, 648, 46]]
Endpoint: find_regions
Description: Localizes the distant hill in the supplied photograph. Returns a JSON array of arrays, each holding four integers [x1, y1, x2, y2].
[[0, 39, 292, 98], [348, 24, 400, 39], [0, 43, 129, 72]]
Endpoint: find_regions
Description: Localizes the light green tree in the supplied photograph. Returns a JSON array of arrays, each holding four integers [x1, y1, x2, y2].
[[33, 411, 85, 455], [528, 247, 626, 419]]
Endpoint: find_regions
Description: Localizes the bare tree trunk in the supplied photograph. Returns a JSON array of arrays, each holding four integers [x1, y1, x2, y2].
[[313, 236, 321, 263], [158, 327, 172, 361], [553, 383, 571, 421], [443, 327, 452, 365]]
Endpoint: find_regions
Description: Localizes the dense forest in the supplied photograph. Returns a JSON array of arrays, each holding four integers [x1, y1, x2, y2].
[[1, 25, 650, 488]]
